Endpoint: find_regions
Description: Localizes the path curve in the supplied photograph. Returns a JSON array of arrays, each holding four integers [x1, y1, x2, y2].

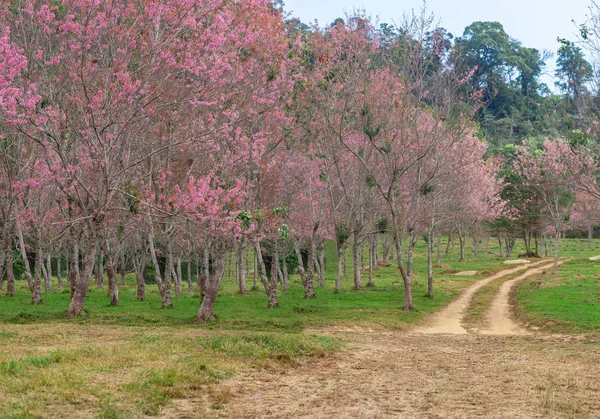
[[480, 261, 562, 335], [413, 260, 548, 335], [216, 258, 600, 418]]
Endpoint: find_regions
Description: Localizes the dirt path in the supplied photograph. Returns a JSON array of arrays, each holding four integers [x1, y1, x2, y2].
[[224, 333, 600, 418], [414, 260, 548, 335], [221, 262, 600, 418], [479, 261, 559, 335]]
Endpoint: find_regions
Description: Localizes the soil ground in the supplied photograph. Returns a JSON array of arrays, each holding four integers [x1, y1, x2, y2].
[[222, 262, 600, 418]]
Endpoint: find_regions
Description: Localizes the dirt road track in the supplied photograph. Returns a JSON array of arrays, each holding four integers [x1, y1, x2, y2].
[[414, 261, 549, 335], [480, 261, 562, 335], [219, 262, 600, 418]]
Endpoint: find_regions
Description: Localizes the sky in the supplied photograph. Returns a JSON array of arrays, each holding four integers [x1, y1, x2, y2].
[[284, 0, 593, 88]]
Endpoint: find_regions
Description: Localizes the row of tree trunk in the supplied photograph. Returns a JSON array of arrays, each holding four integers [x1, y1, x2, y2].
[[2, 226, 571, 321]]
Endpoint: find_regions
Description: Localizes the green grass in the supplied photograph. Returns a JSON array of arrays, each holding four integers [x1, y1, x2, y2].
[[0, 237, 598, 417], [0, 236, 556, 330], [515, 257, 600, 333], [0, 237, 596, 333]]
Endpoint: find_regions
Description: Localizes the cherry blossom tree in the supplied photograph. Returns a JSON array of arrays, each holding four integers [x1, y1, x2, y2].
[[1, 0, 292, 319], [515, 140, 576, 269], [571, 192, 600, 245]]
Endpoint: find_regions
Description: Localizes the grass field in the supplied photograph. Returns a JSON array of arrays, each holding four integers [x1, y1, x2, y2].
[[0, 237, 528, 330], [0, 236, 598, 417], [516, 257, 600, 334]]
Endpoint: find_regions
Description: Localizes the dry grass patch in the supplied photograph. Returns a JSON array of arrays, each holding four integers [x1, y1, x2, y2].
[[0, 324, 340, 418]]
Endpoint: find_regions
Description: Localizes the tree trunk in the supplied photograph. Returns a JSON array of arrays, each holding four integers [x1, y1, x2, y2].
[[428, 227, 434, 298], [277, 258, 285, 291], [40, 251, 49, 291], [187, 259, 193, 292], [497, 233, 504, 257], [202, 242, 210, 300], [228, 251, 233, 283], [445, 234, 452, 256], [360, 242, 365, 271], [16, 223, 34, 294], [505, 237, 515, 258], [245, 248, 250, 283], [274, 240, 285, 292], [0, 249, 4, 291], [196, 256, 201, 288], [175, 256, 183, 297], [523, 230, 531, 256], [407, 234, 416, 280], [236, 242, 247, 294], [255, 241, 279, 308], [472, 235, 478, 260], [271, 240, 283, 298], [281, 252, 289, 292], [390, 211, 411, 310], [32, 239, 43, 304], [373, 235, 378, 266], [170, 265, 177, 287], [293, 239, 315, 298], [120, 251, 126, 286], [70, 239, 81, 294], [196, 252, 227, 322], [252, 251, 259, 291], [57, 254, 63, 288], [45, 253, 52, 292], [335, 245, 344, 294], [404, 235, 415, 311], [41, 255, 47, 280], [308, 237, 317, 291], [458, 226, 465, 261], [589, 226, 593, 247], [404, 264, 414, 311], [67, 241, 96, 317], [367, 235, 374, 287], [352, 231, 362, 290], [382, 236, 391, 265], [105, 258, 119, 306], [5, 251, 15, 297], [147, 226, 172, 308], [103, 240, 119, 307], [65, 253, 70, 282], [95, 246, 104, 288], [394, 231, 411, 310], [436, 234, 441, 265], [317, 241, 325, 287], [313, 251, 321, 286], [554, 231, 560, 270], [136, 262, 145, 301], [166, 242, 179, 297]]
